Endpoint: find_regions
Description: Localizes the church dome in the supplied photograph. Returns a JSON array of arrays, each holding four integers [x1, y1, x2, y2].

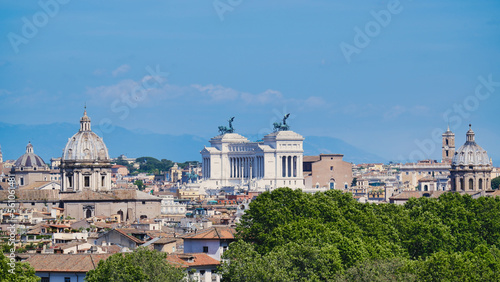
[[15, 142, 46, 167], [62, 109, 110, 161], [451, 125, 491, 166]]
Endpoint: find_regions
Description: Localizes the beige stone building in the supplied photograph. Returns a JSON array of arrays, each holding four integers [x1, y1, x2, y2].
[[11, 142, 51, 187], [399, 160, 450, 190], [0, 109, 161, 221], [399, 127, 454, 191], [450, 125, 493, 191], [303, 154, 353, 190]]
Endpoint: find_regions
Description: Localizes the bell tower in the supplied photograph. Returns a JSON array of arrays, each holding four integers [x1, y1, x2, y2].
[[442, 125, 455, 163]]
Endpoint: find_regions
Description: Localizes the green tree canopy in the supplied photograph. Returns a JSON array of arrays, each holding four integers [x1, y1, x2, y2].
[[492, 176, 500, 190], [220, 188, 500, 281], [0, 252, 39, 282], [134, 180, 145, 191], [85, 248, 185, 282]]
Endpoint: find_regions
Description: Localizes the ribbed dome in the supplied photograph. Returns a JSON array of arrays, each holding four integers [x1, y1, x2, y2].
[[451, 125, 491, 166], [62, 110, 109, 161], [15, 142, 46, 167]]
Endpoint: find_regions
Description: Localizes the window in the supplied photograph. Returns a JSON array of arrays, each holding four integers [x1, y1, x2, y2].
[[101, 176, 105, 186], [84, 176, 90, 187], [330, 166, 334, 171], [203, 246, 209, 253], [41, 278, 50, 282], [65, 277, 71, 282], [20, 178, 24, 186]]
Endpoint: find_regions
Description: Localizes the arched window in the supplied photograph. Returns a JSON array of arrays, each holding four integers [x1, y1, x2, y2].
[[479, 179, 483, 190], [424, 185, 428, 191], [86, 209, 92, 218], [117, 210, 124, 221], [469, 179, 474, 190]]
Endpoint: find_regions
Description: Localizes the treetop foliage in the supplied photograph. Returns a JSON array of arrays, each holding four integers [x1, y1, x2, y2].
[[114, 156, 199, 175], [85, 247, 185, 282], [221, 188, 500, 281]]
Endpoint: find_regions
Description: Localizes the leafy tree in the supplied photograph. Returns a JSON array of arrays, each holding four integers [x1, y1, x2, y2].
[[492, 176, 500, 190], [224, 188, 500, 281], [134, 180, 145, 191], [351, 177, 357, 187], [220, 240, 343, 282], [414, 245, 500, 281], [0, 252, 39, 282], [337, 258, 417, 282], [85, 247, 185, 282]]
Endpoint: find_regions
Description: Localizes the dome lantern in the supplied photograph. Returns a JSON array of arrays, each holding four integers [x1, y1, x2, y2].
[[80, 108, 91, 132]]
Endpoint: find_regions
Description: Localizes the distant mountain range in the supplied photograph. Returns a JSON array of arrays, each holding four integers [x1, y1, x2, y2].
[[0, 122, 386, 165]]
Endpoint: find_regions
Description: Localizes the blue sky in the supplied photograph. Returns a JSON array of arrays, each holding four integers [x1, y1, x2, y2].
[[1, 0, 499, 163]]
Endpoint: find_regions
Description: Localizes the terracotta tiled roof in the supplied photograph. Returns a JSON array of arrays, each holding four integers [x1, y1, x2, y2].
[[49, 224, 71, 228], [0, 182, 10, 190], [60, 189, 161, 201], [0, 189, 59, 201], [101, 245, 122, 254], [167, 253, 220, 268], [303, 156, 321, 163], [183, 227, 235, 240], [115, 229, 145, 244], [153, 237, 177, 244], [489, 190, 500, 197], [26, 254, 112, 272], [19, 181, 51, 190]]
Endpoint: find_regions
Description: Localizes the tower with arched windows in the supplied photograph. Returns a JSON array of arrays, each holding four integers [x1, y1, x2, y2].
[[442, 126, 455, 163], [450, 125, 492, 191]]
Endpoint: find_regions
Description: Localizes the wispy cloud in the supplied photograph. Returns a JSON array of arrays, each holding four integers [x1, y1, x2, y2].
[[111, 64, 131, 77], [0, 89, 12, 96], [383, 105, 430, 120], [192, 84, 240, 102]]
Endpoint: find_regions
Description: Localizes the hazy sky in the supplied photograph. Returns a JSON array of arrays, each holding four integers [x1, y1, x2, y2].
[[1, 0, 499, 162]]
